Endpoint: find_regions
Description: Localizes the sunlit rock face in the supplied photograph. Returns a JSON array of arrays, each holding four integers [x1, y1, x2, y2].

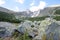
[[17, 21, 32, 34], [46, 22, 60, 40], [17, 20, 39, 37], [0, 17, 60, 40], [0, 22, 16, 37], [18, 18, 60, 40], [33, 20, 60, 40], [33, 18, 57, 40]]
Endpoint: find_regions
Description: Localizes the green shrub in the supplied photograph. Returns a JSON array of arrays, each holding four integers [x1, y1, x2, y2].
[[12, 30, 32, 40], [25, 16, 49, 21], [17, 32, 32, 40]]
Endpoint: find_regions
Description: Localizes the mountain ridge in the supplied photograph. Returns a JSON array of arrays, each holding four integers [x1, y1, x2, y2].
[[0, 5, 60, 17]]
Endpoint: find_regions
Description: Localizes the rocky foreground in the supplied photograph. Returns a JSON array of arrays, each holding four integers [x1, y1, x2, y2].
[[0, 18, 60, 40]]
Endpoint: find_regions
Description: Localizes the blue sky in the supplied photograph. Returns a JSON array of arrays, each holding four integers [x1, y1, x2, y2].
[[0, 0, 60, 12]]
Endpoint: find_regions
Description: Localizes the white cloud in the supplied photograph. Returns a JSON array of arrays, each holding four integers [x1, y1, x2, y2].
[[29, 1, 46, 12], [30, 6, 39, 12], [39, 1, 46, 9], [16, 0, 24, 4], [30, 0, 35, 6], [0, 0, 5, 6], [30, 2, 34, 6]]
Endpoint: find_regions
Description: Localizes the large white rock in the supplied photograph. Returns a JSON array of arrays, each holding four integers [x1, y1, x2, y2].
[[17, 21, 39, 37], [17, 21, 32, 34], [0, 22, 17, 37]]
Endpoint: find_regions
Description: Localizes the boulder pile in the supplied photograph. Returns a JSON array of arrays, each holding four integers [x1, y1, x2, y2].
[[0, 18, 60, 40]]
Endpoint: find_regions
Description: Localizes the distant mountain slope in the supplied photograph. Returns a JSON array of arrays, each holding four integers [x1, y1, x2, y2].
[[0, 5, 60, 17], [38, 6, 60, 17], [0, 7, 16, 14], [0, 6, 60, 22], [0, 7, 33, 17], [15, 10, 33, 17]]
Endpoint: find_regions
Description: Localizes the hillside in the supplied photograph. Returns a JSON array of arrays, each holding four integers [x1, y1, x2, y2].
[[0, 6, 60, 22], [0, 6, 60, 18], [0, 11, 23, 23]]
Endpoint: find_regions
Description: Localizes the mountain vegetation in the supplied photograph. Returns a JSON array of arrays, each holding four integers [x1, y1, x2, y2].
[[55, 9, 60, 14], [0, 11, 23, 23], [25, 16, 60, 21], [0, 10, 60, 22]]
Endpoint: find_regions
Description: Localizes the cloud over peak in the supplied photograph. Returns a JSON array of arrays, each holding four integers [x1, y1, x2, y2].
[[30, 0, 35, 6], [39, 1, 46, 9], [29, 1, 46, 12]]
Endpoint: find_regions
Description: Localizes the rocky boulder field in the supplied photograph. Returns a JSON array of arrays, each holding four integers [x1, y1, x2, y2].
[[0, 18, 60, 40]]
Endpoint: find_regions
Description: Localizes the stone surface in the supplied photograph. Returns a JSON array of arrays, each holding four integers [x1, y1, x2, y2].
[[17, 21, 32, 34], [0, 19, 60, 40], [17, 21, 39, 37], [33, 18, 57, 40], [46, 22, 60, 40], [28, 27, 38, 37], [0, 22, 17, 37]]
